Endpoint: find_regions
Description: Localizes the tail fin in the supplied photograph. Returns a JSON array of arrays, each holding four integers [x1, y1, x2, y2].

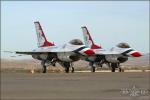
[[34, 21, 55, 47], [81, 26, 101, 49]]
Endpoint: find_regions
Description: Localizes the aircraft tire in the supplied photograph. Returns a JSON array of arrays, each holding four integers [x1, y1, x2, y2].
[[65, 67, 69, 73], [91, 67, 96, 72], [42, 65, 47, 73], [119, 67, 122, 72], [111, 63, 117, 72], [111, 67, 115, 72], [71, 67, 74, 73], [63, 62, 70, 73]]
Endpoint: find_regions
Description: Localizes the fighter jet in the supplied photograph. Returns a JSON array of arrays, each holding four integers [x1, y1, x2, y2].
[[81, 26, 142, 72], [16, 22, 95, 73]]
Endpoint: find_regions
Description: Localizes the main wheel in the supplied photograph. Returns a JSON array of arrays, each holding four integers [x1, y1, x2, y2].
[[119, 67, 124, 72], [42, 65, 47, 73], [111, 66, 115, 72], [111, 63, 117, 72], [65, 67, 69, 73], [63, 62, 70, 73], [91, 67, 96, 72], [71, 67, 74, 73], [119, 67, 122, 72]]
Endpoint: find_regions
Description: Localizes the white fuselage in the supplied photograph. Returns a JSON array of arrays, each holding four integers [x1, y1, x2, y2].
[[32, 43, 91, 62]]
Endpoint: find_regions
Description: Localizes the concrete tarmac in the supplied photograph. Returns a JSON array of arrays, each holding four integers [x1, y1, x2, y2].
[[1, 72, 150, 100]]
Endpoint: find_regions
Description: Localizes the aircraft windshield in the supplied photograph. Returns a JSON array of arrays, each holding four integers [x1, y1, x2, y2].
[[69, 39, 83, 45], [117, 42, 130, 48]]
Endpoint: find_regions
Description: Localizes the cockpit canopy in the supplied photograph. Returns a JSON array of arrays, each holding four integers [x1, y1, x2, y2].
[[117, 42, 130, 48], [69, 39, 83, 45]]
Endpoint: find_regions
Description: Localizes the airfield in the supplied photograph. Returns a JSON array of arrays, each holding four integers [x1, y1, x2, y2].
[[1, 72, 150, 100], [1, 56, 150, 100]]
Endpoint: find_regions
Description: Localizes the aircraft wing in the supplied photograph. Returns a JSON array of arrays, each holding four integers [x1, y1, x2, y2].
[[16, 51, 49, 55], [15, 48, 74, 55], [16, 50, 72, 55]]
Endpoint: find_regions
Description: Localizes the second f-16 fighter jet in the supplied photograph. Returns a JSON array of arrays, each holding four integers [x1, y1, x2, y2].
[[81, 26, 142, 72]]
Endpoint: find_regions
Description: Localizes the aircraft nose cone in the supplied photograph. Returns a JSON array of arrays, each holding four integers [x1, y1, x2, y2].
[[84, 49, 95, 55], [131, 52, 142, 57]]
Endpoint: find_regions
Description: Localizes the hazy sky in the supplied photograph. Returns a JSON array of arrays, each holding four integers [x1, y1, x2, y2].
[[1, 1, 149, 59]]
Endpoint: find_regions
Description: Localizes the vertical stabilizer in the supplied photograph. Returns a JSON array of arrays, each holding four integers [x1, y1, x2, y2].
[[34, 21, 55, 47], [81, 26, 101, 49]]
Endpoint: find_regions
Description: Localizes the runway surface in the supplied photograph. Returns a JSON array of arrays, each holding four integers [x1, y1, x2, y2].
[[1, 72, 150, 100]]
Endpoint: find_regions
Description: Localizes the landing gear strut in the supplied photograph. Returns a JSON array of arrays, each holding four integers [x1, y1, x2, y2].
[[89, 62, 96, 72], [70, 63, 74, 73], [41, 61, 47, 73], [118, 63, 123, 72], [42, 65, 47, 73], [119, 67, 122, 72]]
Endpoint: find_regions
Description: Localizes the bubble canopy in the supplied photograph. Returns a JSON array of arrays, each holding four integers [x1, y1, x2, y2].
[[69, 39, 83, 45], [117, 42, 130, 48]]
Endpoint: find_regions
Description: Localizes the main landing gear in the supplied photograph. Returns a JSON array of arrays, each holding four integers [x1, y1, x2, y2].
[[41, 61, 75, 73], [109, 63, 123, 72], [91, 66, 96, 72], [41, 61, 47, 73], [41, 58, 57, 73], [42, 65, 47, 73], [63, 62, 74, 73]]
